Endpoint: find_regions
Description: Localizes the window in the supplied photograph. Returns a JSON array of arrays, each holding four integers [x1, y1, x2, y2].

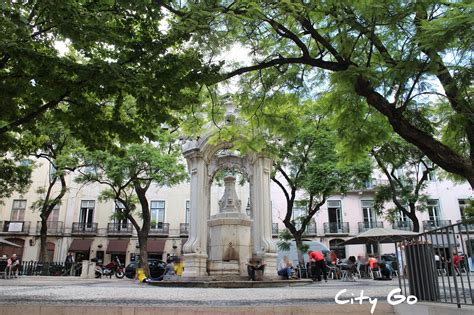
[[427, 170, 436, 181], [49, 163, 57, 182], [395, 209, 409, 222], [427, 199, 441, 223], [329, 239, 346, 259], [459, 199, 470, 220], [327, 200, 343, 232], [366, 244, 379, 256], [114, 201, 128, 227], [150, 201, 165, 229], [292, 206, 307, 230], [362, 200, 377, 227], [47, 204, 60, 222], [420, 163, 436, 181], [11, 199, 26, 221], [185, 200, 190, 224], [79, 200, 95, 227], [19, 159, 32, 167]]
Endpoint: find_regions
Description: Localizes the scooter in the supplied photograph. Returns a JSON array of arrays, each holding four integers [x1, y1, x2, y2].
[[95, 257, 125, 279]]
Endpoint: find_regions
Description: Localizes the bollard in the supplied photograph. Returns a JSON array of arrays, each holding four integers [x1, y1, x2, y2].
[[136, 268, 146, 283], [80, 260, 89, 278]]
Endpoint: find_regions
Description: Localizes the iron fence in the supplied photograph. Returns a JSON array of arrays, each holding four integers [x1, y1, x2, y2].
[[107, 222, 133, 235], [72, 222, 98, 234], [398, 218, 474, 308], [19, 261, 82, 276], [323, 222, 350, 235], [180, 223, 189, 236], [422, 220, 452, 231], [0, 221, 31, 234], [149, 223, 169, 236], [272, 223, 279, 236], [358, 221, 383, 233]]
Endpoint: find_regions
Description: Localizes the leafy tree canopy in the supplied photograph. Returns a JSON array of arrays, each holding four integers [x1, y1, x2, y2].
[[166, 0, 474, 186], [372, 135, 436, 231], [0, 0, 218, 151]]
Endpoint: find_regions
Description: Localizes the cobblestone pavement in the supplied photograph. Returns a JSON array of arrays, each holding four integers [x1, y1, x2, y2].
[[0, 277, 401, 306]]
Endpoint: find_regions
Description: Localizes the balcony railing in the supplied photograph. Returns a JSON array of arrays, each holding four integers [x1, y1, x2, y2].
[[107, 223, 133, 235], [272, 223, 279, 237], [323, 222, 350, 235], [358, 221, 384, 233], [149, 223, 169, 236], [349, 179, 390, 191], [0, 221, 31, 234], [392, 221, 413, 231], [422, 220, 452, 231], [72, 222, 98, 235], [180, 223, 189, 236], [36, 221, 63, 235], [457, 220, 474, 232], [302, 223, 317, 236]]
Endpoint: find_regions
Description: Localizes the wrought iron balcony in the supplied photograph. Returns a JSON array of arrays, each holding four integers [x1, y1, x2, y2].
[[149, 222, 169, 236], [0, 221, 30, 234], [272, 223, 279, 237], [72, 222, 98, 235], [303, 223, 317, 236], [358, 221, 384, 233], [422, 220, 452, 231], [180, 223, 189, 236], [457, 220, 474, 232], [36, 221, 63, 235], [392, 221, 413, 231], [323, 222, 350, 235], [107, 223, 133, 235]]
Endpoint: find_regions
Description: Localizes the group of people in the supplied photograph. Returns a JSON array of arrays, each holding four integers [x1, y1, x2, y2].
[[277, 250, 330, 282], [277, 250, 395, 281], [434, 250, 468, 275], [0, 253, 20, 278]]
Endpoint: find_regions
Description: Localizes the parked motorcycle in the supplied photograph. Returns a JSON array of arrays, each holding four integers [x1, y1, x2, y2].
[[95, 257, 125, 279]]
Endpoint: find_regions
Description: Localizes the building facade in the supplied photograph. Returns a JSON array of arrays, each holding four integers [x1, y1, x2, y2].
[[0, 160, 472, 266]]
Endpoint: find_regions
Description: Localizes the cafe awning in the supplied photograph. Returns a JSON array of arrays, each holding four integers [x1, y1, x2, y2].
[[69, 239, 93, 252], [106, 240, 129, 254], [147, 239, 166, 253]]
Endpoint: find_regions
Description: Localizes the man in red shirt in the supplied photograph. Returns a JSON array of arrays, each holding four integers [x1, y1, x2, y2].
[[308, 250, 327, 282]]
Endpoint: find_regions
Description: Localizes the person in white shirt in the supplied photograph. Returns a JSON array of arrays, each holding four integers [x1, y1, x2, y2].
[[277, 256, 294, 279]]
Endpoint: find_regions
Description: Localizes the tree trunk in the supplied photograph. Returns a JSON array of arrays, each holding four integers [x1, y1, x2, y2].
[[407, 211, 420, 233], [355, 75, 474, 187], [38, 218, 49, 262], [137, 231, 151, 277], [294, 235, 306, 275], [134, 181, 152, 277]]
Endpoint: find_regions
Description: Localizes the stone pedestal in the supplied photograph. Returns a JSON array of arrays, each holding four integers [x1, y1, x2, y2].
[[262, 253, 278, 280], [208, 212, 252, 276], [80, 260, 96, 279], [182, 253, 208, 278]]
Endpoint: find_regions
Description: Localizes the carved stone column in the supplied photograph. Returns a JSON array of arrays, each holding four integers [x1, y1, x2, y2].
[[182, 152, 209, 277], [250, 155, 277, 276], [208, 175, 252, 276]]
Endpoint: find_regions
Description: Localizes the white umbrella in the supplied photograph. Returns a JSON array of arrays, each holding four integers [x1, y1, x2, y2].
[[341, 227, 419, 259], [0, 237, 21, 247]]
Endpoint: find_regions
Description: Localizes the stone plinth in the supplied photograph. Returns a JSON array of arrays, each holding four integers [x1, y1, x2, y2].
[[208, 212, 252, 276], [182, 253, 208, 278]]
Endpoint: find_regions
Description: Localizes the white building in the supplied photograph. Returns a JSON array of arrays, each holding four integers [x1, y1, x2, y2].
[[0, 160, 472, 266]]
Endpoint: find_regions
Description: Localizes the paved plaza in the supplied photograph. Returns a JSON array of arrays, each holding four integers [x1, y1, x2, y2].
[[0, 276, 400, 307]]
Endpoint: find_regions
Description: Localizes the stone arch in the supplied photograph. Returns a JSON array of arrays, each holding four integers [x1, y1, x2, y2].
[[181, 109, 277, 278]]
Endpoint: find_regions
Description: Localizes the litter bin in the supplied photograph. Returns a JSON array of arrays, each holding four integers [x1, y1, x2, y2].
[[405, 243, 440, 301]]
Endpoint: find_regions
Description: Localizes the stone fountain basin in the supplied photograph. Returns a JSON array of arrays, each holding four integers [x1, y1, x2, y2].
[[147, 279, 313, 288]]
